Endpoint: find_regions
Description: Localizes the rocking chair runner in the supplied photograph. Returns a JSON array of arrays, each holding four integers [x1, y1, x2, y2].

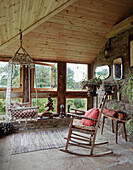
[[60, 92, 113, 156]]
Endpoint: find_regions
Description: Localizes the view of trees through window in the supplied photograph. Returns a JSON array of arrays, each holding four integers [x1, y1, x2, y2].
[[0, 62, 20, 88], [67, 63, 87, 91], [0, 98, 57, 116], [0, 61, 88, 116], [0, 98, 21, 116], [35, 62, 57, 90], [32, 98, 57, 113], [66, 98, 87, 111], [95, 65, 109, 79]]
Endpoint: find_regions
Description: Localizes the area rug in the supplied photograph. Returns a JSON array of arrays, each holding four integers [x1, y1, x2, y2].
[[11, 128, 68, 155]]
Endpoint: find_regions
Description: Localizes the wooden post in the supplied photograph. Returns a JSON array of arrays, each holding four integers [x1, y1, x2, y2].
[[57, 62, 66, 114], [87, 63, 93, 110], [23, 66, 30, 102]]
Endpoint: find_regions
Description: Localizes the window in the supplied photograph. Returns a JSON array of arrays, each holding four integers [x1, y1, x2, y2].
[[66, 98, 87, 111], [67, 63, 88, 91], [0, 62, 8, 87], [95, 65, 110, 79], [35, 62, 57, 90], [12, 65, 20, 88], [32, 98, 57, 113], [0, 98, 22, 116], [0, 99, 6, 116], [0, 61, 20, 88]]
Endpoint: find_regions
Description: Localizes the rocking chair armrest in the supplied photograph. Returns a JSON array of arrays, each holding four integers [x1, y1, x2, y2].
[[9, 106, 39, 111], [66, 112, 98, 122], [71, 108, 85, 113]]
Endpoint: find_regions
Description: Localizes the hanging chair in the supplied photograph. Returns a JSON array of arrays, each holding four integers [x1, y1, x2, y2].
[[5, 30, 39, 122]]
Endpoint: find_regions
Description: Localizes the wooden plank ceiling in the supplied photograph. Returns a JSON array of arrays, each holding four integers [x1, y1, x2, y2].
[[0, 0, 133, 64]]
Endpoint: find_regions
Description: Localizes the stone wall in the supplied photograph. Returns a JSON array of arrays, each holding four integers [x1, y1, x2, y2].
[[93, 27, 133, 112], [93, 28, 133, 142], [2, 117, 71, 132]]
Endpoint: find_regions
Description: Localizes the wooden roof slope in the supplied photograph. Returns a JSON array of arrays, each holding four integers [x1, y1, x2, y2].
[[0, 0, 133, 64]]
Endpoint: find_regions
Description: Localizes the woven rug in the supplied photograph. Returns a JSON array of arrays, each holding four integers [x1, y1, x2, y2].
[[11, 129, 68, 155]]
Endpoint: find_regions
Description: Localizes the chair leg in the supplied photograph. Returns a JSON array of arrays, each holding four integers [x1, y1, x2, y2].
[[115, 120, 118, 144], [123, 122, 127, 142], [101, 116, 105, 135], [90, 133, 96, 155], [64, 117, 74, 151], [112, 120, 114, 133]]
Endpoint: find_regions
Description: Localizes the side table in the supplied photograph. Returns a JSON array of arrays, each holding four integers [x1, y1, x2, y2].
[[101, 114, 127, 144]]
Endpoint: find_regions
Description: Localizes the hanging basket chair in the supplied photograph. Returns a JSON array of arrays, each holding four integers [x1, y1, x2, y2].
[[5, 30, 39, 123]]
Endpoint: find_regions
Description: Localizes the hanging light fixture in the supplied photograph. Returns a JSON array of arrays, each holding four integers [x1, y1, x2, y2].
[[104, 39, 112, 59]]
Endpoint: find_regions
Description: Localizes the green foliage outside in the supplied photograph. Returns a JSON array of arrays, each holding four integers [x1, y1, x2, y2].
[[53, 64, 57, 89], [66, 67, 75, 90], [35, 65, 51, 88], [96, 68, 109, 79], [0, 62, 8, 87], [0, 62, 20, 88], [32, 98, 57, 113], [66, 64, 88, 91], [35, 63, 57, 89], [0, 62, 87, 115], [0, 99, 6, 115], [0, 98, 21, 115], [66, 98, 87, 111], [12, 65, 20, 88]]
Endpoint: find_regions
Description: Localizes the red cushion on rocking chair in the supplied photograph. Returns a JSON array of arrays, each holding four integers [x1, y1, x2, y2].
[[82, 108, 99, 126]]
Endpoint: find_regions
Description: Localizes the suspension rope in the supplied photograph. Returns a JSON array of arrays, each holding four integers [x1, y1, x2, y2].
[[19, 29, 22, 47], [34, 66, 38, 107], [28, 67, 31, 103]]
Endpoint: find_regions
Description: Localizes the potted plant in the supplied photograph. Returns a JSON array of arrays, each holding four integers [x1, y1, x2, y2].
[[120, 73, 133, 151], [81, 77, 102, 95], [104, 84, 117, 94]]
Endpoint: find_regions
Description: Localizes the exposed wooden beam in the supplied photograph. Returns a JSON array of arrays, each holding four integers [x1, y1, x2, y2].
[[0, 0, 77, 50], [106, 15, 133, 38], [0, 56, 12, 61]]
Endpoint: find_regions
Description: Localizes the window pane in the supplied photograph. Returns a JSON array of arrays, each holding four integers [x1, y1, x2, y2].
[[0, 62, 8, 87], [67, 63, 87, 91], [0, 98, 21, 116], [0, 99, 6, 116], [35, 63, 57, 90], [32, 98, 57, 113], [12, 65, 20, 88], [95, 65, 109, 79], [66, 98, 87, 111], [0, 62, 20, 88]]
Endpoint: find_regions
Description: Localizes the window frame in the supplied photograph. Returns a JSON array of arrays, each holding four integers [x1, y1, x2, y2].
[[95, 65, 110, 80], [65, 97, 88, 112], [32, 62, 57, 92], [0, 61, 23, 92], [66, 63, 88, 92]]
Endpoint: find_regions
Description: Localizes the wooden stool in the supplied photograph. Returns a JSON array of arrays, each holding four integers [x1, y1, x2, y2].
[[101, 114, 127, 144]]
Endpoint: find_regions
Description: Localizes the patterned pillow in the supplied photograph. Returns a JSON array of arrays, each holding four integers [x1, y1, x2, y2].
[[81, 108, 99, 126], [102, 108, 119, 118]]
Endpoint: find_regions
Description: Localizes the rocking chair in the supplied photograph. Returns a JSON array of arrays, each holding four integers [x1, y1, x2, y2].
[[60, 92, 113, 156]]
